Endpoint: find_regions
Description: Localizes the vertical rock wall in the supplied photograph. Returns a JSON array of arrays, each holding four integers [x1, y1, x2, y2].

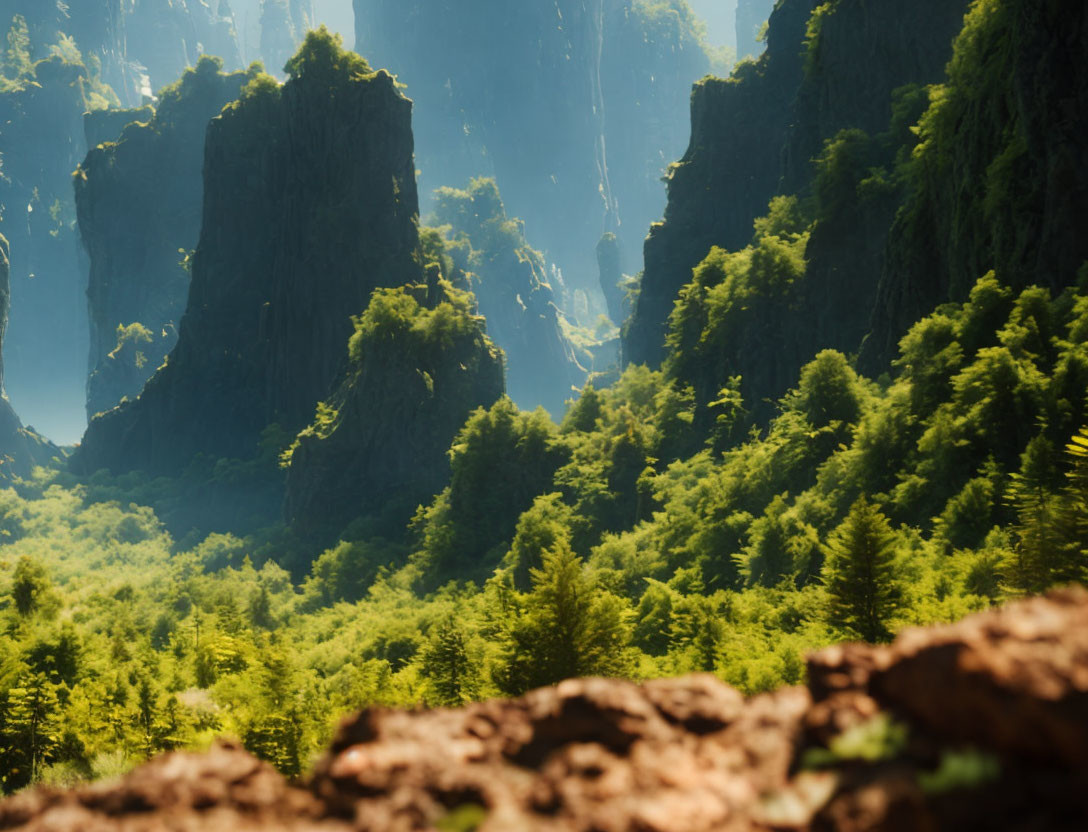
[[72, 40, 422, 475]]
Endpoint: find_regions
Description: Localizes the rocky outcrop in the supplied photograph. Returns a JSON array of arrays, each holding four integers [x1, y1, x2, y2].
[[354, 0, 709, 295], [71, 33, 422, 476], [624, 0, 814, 368], [433, 179, 585, 418], [76, 57, 254, 419], [0, 742, 348, 832], [4, 588, 1088, 830], [283, 277, 504, 539], [862, 0, 1088, 372], [7, 0, 137, 102]]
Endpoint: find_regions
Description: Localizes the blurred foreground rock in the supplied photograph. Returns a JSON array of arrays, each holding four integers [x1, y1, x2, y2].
[[3, 588, 1087, 831]]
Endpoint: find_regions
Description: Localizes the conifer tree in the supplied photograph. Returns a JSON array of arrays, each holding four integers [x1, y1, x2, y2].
[[420, 619, 476, 706], [823, 497, 902, 643], [1057, 426, 1088, 584], [1008, 435, 1065, 594], [2, 673, 60, 788], [496, 541, 633, 694]]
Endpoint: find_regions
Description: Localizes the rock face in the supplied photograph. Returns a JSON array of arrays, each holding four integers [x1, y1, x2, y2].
[[76, 57, 254, 419], [284, 277, 505, 539], [0, 52, 100, 444], [0, 236, 59, 478], [596, 232, 626, 326], [625, 0, 814, 368], [4, 588, 1088, 830], [71, 36, 422, 476], [353, 0, 709, 293], [862, 0, 1088, 372], [624, 0, 970, 371], [432, 179, 586, 418]]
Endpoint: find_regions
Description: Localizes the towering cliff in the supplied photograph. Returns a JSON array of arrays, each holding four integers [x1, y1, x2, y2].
[[0, 236, 60, 477], [433, 179, 586, 418], [72, 30, 422, 476], [624, 0, 814, 368], [284, 276, 505, 538], [862, 0, 1088, 371], [353, 0, 709, 295], [76, 57, 254, 419], [0, 34, 119, 443], [626, 0, 970, 377], [6, 0, 138, 101]]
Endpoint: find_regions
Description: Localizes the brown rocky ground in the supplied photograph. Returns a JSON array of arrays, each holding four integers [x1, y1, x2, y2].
[[3, 588, 1087, 831]]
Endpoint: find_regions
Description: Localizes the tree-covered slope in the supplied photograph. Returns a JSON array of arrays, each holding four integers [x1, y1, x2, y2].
[[72, 31, 422, 477], [284, 274, 504, 541], [76, 57, 256, 420], [624, 0, 815, 367], [624, 0, 971, 369], [863, 0, 1088, 371]]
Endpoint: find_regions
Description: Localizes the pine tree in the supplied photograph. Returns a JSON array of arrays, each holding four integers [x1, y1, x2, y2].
[[1008, 434, 1066, 594], [1057, 426, 1088, 584], [420, 619, 476, 706], [2, 673, 61, 788], [823, 497, 902, 643], [496, 541, 633, 694]]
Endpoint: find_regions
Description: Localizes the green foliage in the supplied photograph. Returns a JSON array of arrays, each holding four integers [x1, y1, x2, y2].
[[495, 542, 634, 695], [823, 498, 903, 643], [11, 556, 55, 618], [411, 398, 567, 585], [1, 15, 32, 85], [420, 619, 477, 706], [665, 197, 812, 424], [284, 26, 371, 83]]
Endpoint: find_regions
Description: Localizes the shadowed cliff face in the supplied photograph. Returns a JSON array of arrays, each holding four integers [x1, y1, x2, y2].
[[0, 51, 107, 444], [72, 33, 422, 477], [76, 57, 254, 420], [624, 0, 971, 377], [862, 0, 1088, 372], [3, 588, 1086, 830], [353, 0, 708, 297], [284, 278, 505, 540], [624, 0, 814, 369]]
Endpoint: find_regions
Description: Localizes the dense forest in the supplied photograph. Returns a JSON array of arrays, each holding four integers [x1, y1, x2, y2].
[[0, 0, 1083, 794]]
